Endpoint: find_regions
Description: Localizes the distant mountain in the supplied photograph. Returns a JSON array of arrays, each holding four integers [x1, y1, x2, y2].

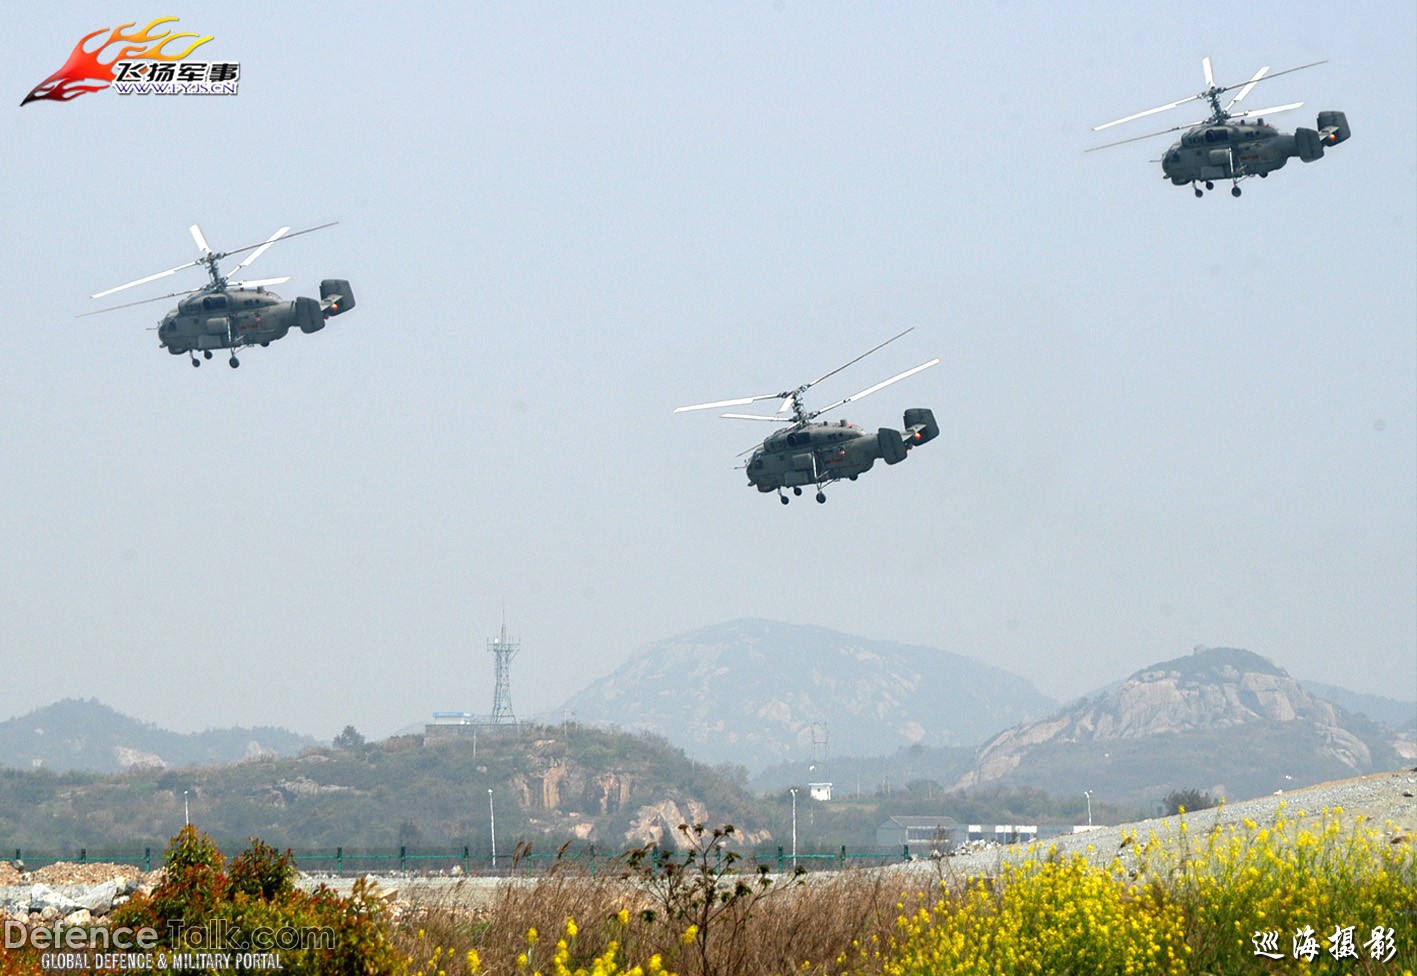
[[561, 619, 1056, 772], [1298, 680, 1417, 732], [953, 646, 1413, 808], [0, 699, 318, 773]]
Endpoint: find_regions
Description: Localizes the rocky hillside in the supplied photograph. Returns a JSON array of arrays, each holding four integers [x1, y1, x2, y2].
[[0, 699, 318, 773], [952, 646, 1413, 808], [561, 619, 1056, 771], [0, 723, 770, 854]]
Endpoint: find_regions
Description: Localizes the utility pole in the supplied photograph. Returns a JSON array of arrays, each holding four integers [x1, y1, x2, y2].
[[488, 788, 497, 871], [1083, 790, 1093, 827], [790, 787, 798, 870], [183, 790, 189, 826]]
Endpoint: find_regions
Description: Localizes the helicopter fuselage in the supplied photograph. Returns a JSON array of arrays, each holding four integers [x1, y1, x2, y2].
[[746, 409, 939, 494], [1160, 110, 1349, 187], [157, 279, 354, 357]]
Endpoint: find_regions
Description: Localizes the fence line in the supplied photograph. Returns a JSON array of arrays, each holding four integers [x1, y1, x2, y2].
[[4, 845, 917, 877]]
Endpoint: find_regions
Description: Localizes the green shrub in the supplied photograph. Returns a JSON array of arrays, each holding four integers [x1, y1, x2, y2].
[[111, 825, 404, 976]]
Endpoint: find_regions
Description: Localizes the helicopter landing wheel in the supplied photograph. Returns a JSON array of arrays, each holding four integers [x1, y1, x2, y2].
[[190, 357, 200, 368], [1204, 181, 1214, 190], [229, 356, 240, 368], [792, 486, 802, 496], [815, 491, 826, 504], [203, 350, 212, 360], [1231, 186, 1241, 197], [1194, 187, 1203, 198], [779, 494, 789, 505]]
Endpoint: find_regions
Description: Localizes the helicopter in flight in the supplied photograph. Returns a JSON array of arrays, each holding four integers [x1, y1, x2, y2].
[[1089, 57, 1350, 197], [675, 329, 940, 504], [83, 222, 355, 367]]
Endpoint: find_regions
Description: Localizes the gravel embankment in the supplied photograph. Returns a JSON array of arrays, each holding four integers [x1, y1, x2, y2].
[[882, 766, 1417, 886]]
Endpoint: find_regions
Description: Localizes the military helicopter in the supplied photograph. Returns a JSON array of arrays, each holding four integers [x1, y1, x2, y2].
[[1089, 57, 1350, 197], [83, 222, 355, 367], [675, 329, 940, 504]]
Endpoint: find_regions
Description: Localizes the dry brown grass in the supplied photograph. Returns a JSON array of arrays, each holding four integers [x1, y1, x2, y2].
[[391, 866, 916, 976]]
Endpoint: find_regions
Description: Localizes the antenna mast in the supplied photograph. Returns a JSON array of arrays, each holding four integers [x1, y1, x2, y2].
[[488, 612, 519, 726]]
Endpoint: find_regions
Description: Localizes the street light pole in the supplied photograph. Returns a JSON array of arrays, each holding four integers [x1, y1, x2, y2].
[[184, 790, 189, 826], [1083, 790, 1093, 827], [488, 788, 496, 871], [790, 787, 798, 870]]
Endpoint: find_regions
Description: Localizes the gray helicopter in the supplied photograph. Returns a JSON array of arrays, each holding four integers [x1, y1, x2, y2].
[[675, 330, 940, 504], [83, 222, 354, 367], [1090, 57, 1350, 197]]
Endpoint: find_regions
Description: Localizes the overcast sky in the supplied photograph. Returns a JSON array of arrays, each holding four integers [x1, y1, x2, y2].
[[2, 2, 1412, 741]]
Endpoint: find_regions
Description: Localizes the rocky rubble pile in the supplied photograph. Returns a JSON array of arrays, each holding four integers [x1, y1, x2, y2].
[[0, 862, 161, 925]]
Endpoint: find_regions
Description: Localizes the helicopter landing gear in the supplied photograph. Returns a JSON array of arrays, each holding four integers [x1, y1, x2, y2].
[[1231, 185, 1242, 197], [792, 486, 802, 496], [203, 350, 212, 360], [779, 493, 789, 505], [229, 355, 240, 368], [190, 355, 200, 367], [1193, 183, 1204, 198], [815, 491, 826, 504], [1204, 181, 1214, 190]]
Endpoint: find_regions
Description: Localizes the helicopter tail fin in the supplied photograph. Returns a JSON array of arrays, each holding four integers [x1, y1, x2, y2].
[[320, 279, 356, 316], [878, 428, 908, 465], [1316, 110, 1350, 146], [903, 408, 940, 445]]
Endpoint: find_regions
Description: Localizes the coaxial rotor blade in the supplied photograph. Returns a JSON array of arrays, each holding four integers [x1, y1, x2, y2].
[[1224, 65, 1270, 110], [78, 287, 201, 317], [674, 393, 782, 413], [1202, 55, 1214, 88], [1094, 60, 1325, 132], [1214, 60, 1326, 98], [230, 227, 290, 272], [808, 358, 939, 420], [720, 413, 794, 422], [1087, 120, 1202, 152], [214, 220, 339, 262], [91, 259, 202, 298], [1093, 95, 1203, 132], [1227, 101, 1304, 121], [227, 276, 290, 289], [190, 223, 212, 254], [802, 328, 913, 391]]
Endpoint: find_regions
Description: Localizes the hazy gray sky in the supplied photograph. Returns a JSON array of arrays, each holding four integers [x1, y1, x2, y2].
[[3, 3, 1413, 741]]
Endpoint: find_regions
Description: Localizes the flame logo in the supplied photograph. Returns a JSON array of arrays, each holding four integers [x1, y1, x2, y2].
[[22, 17, 212, 106]]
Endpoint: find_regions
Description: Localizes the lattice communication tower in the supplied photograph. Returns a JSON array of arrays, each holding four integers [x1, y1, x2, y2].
[[488, 617, 519, 725]]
